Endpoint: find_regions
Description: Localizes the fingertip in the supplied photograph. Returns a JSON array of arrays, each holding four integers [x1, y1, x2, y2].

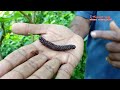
[[110, 21, 119, 30], [12, 23, 22, 31], [91, 31, 97, 38], [12, 23, 28, 35]]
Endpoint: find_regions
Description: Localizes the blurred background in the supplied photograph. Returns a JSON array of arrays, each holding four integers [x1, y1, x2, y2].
[[0, 11, 87, 79]]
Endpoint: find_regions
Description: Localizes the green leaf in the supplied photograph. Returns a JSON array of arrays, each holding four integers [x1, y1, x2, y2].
[[0, 17, 14, 22]]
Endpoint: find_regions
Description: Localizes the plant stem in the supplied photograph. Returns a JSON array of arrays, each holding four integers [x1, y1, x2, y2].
[[19, 11, 33, 23], [0, 22, 5, 60], [32, 11, 36, 23], [31, 11, 36, 42], [0, 22, 5, 45]]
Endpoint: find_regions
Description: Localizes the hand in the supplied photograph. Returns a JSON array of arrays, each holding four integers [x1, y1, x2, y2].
[[91, 21, 120, 68], [0, 23, 84, 79]]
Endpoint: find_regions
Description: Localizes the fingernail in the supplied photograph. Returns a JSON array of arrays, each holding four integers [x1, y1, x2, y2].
[[91, 32, 96, 38]]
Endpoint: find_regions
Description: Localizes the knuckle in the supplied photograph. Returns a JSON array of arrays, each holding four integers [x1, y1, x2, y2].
[[31, 74, 42, 79], [56, 69, 70, 79], [44, 64, 54, 74], [12, 69, 25, 79], [17, 49, 28, 60], [40, 53, 48, 60], [19, 46, 28, 54], [60, 64, 73, 76], [4, 59, 14, 68], [27, 60, 38, 69]]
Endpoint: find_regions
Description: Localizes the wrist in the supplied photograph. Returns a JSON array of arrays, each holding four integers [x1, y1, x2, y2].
[[69, 16, 90, 39]]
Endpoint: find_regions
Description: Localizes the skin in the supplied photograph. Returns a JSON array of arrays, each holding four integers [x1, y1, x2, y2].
[[70, 16, 90, 38], [2, 15, 119, 79], [0, 16, 90, 79], [91, 21, 120, 68]]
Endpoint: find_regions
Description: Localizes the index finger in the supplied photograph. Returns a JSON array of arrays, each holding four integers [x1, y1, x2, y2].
[[91, 30, 120, 41], [12, 23, 49, 35]]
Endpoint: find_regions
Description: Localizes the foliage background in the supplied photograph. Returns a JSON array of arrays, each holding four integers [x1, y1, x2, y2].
[[0, 11, 87, 79]]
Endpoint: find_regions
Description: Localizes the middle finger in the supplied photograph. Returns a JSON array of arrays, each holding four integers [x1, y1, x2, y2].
[[27, 58, 62, 79]]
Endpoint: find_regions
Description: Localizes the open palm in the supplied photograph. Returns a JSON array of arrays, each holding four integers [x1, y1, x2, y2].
[[0, 23, 84, 79]]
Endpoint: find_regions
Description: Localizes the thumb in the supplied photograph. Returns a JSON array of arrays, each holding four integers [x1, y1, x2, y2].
[[12, 23, 49, 35], [110, 21, 120, 32]]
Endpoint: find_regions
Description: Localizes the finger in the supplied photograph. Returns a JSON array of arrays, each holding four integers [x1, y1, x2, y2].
[[55, 63, 74, 79], [110, 21, 120, 32], [27, 58, 62, 79], [91, 30, 120, 41], [106, 42, 120, 53], [0, 43, 39, 77], [108, 53, 120, 61], [55, 53, 79, 79], [0, 54, 48, 79], [48, 52, 69, 64], [107, 57, 120, 68], [12, 23, 57, 35]]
